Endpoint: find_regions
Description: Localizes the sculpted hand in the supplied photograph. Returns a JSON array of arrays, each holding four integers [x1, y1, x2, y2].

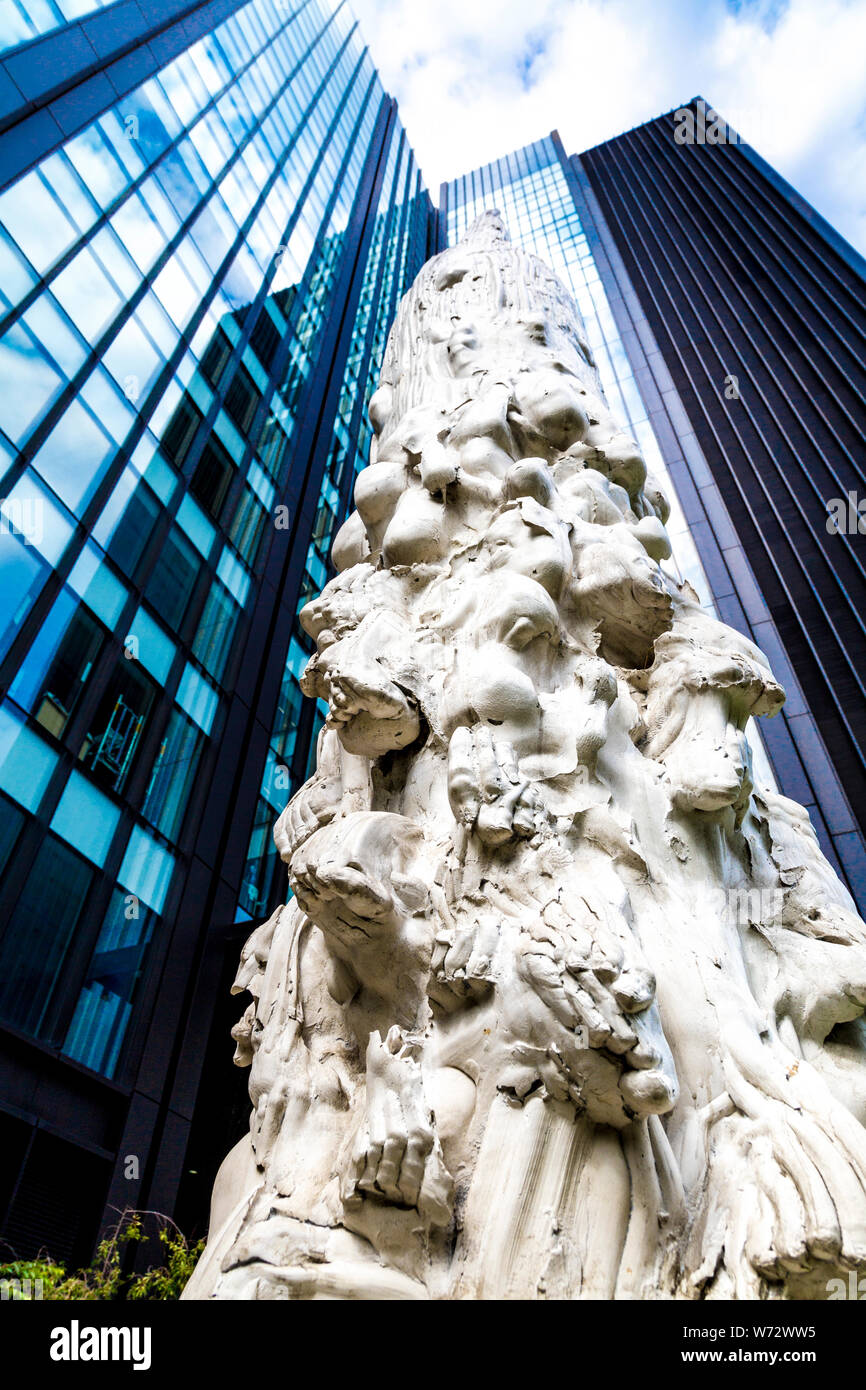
[[273, 732, 343, 861], [342, 1027, 454, 1227], [516, 898, 677, 1121]]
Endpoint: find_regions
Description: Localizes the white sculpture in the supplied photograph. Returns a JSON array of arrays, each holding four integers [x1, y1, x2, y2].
[[185, 214, 866, 1301]]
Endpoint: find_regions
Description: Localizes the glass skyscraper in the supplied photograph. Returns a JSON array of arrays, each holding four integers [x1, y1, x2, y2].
[[0, 0, 431, 1263]]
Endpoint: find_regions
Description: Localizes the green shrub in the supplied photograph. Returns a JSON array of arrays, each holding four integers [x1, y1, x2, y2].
[[0, 1210, 203, 1301]]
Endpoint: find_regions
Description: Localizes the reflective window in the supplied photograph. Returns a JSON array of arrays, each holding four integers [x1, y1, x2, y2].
[[192, 578, 240, 681], [102, 317, 162, 403], [0, 169, 78, 275], [0, 702, 58, 812], [0, 793, 26, 879], [63, 886, 156, 1078], [50, 770, 121, 865], [228, 481, 267, 565], [176, 662, 218, 735], [52, 245, 124, 343], [21, 292, 88, 377], [118, 824, 175, 913], [0, 322, 64, 444], [0, 835, 94, 1042], [96, 470, 161, 578], [124, 606, 176, 687], [191, 435, 235, 520], [142, 707, 204, 840], [176, 493, 216, 556], [30, 399, 115, 516], [80, 656, 157, 794], [144, 524, 201, 631], [81, 367, 138, 446], [67, 541, 129, 627], [9, 590, 105, 740], [238, 794, 278, 919], [0, 226, 37, 307], [0, 474, 75, 659], [110, 191, 169, 273], [65, 124, 129, 207]]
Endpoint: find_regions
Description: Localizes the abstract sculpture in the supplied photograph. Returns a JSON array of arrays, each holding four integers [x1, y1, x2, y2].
[[185, 214, 866, 1301]]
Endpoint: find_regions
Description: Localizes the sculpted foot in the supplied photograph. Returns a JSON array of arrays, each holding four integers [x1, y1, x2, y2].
[[447, 724, 545, 845]]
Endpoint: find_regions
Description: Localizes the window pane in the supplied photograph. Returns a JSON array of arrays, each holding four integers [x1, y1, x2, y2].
[[125, 606, 176, 685], [51, 245, 123, 343], [50, 770, 121, 865], [175, 493, 215, 556], [228, 484, 267, 565], [0, 835, 94, 1040], [0, 703, 58, 812], [30, 400, 114, 515], [118, 824, 175, 913], [141, 707, 203, 840], [0, 793, 26, 880], [21, 293, 87, 377], [9, 591, 104, 740], [67, 542, 129, 628], [102, 317, 163, 404], [144, 525, 200, 630], [0, 322, 64, 443], [80, 657, 156, 794], [0, 530, 50, 663], [66, 125, 128, 207], [2, 471, 76, 565], [176, 662, 218, 734], [0, 227, 37, 308], [191, 435, 234, 518], [191, 578, 238, 681], [0, 169, 77, 275], [62, 886, 156, 1078], [97, 472, 161, 578]]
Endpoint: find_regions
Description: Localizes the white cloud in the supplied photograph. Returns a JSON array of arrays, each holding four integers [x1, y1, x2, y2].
[[348, 0, 866, 253]]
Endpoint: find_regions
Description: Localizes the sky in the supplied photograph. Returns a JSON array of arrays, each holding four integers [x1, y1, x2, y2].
[[349, 0, 866, 255]]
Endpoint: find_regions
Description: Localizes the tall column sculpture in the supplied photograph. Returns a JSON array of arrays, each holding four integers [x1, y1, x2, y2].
[[185, 214, 866, 1300]]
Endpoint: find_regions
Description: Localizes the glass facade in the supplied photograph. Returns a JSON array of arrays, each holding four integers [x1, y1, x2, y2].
[[0, 0, 113, 50], [0, 0, 430, 1085], [235, 115, 429, 923]]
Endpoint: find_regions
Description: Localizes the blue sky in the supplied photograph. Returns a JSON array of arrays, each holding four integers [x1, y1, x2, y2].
[[350, 0, 866, 254]]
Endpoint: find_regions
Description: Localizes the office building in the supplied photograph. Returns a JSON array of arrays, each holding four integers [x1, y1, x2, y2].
[[0, 0, 431, 1263]]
